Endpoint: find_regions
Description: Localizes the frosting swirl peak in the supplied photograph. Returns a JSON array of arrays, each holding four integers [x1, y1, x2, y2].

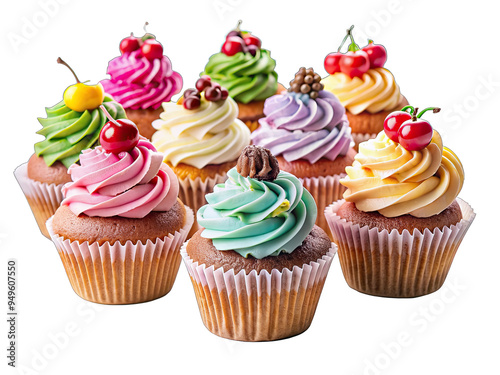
[[252, 90, 352, 163], [198, 167, 317, 259], [152, 95, 250, 168], [101, 50, 182, 110], [341, 131, 464, 217], [61, 139, 179, 218]]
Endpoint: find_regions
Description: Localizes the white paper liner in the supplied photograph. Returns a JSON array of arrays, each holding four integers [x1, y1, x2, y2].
[[177, 172, 227, 236], [14, 162, 64, 239], [181, 241, 336, 341], [325, 198, 475, 298], [352, 132, 377, 150], [46, 207, 194, 305], [300, 174, 346, 239]]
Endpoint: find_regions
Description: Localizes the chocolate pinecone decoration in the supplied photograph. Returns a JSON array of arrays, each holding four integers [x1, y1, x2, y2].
[[288, 67, 324, 99], [237, 145, 280, 181]]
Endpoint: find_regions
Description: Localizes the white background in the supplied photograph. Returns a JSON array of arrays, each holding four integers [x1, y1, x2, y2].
[[1, 0, 498, 374]]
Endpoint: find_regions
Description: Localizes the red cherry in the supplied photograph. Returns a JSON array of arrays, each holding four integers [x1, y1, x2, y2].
[[324, 52, 343, 74], [220, 87, 229, 100], [398, 120, 434, 151], [140, 39, 163, 60], [362, 41, 387, 69], [339, 50, 370, 78], [221, 36, 245, 56], [246, 44, 258, 56], [120, 35, 141, 54], [196, 77, 212, 92], [226, 30, 242, 39], [183, 96, 201, 110], [243, 34, 261, 49], [183, 89, 200, 99], [384, 111, 412, 142], [100, 119, 140, 154], [205, 86, 222, 101]]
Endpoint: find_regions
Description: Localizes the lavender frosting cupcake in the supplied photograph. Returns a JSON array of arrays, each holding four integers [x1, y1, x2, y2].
[[252, 67, 356, 237]]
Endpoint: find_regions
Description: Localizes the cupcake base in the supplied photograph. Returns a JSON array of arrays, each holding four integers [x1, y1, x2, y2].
[[14, 162, 64, 239], [325, 199, 475, 298], [46, 207, 194, 305], [181, 235, 336, 341]]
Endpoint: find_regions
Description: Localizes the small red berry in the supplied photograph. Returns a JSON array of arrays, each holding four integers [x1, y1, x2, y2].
[[100, 119, 140, 154], [384, 111, 412, 143]]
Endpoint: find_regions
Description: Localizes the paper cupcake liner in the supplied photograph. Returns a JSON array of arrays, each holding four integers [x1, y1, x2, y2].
[[14, 162, 64, 239], [325, 198, 475, 298], [300, 174, 346, 239], [181, 241, 336, 341], [177, 172, 227, 236], [46, 207, 194, 305], [352, 132, 377, 150]]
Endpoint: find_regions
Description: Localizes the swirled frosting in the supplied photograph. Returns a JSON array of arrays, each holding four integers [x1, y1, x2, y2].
[[202, 49, 278, 104], [322, 68, 403, 115], [61, 139, 179, 218], [252, 91, 352, 163], [341, 131, 464, 217], [151, 95, 250, 168], [197, 167, 317, 259], [101, 50, 182, 110], [35, 95, 126, 168]]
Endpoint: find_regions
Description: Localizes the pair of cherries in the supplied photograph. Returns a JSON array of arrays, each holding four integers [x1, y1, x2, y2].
[[222, 20, 262, 57], [324, 25, 387, 79], [119, 23, 163, 60], [383, 106, 440, 151]]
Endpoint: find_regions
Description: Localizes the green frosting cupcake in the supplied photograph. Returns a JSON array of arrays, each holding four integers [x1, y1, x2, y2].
[[202, 49, 278, 104], [197, 167, 317, 259], [34, 95, 126, 168]]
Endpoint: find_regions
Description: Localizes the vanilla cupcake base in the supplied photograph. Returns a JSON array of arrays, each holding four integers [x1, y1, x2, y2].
[[352, 132, 377, 150], [325, 199, 475, 298], [46, 207, 194, 305], [181, 241, 336, 341], [14, 163, 64, 239]]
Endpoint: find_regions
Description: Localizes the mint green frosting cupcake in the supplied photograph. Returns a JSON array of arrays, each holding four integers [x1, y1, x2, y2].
[[202, 49, 278, 104], [197, 167, 317, 259], [34, 95, 126, 168]]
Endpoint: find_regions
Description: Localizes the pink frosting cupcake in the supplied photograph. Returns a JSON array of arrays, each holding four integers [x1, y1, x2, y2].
[[101, 27, 183, 139], [46, 115, 193, 304]]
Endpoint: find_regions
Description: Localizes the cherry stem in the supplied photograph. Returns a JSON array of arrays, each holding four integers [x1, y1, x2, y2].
[[412, 107, 419, 121], [143, 22, 149, 33], [401, 105, 415, 114], [235, 20, 242, 31], [337, 25, 354, 52], [99, 105, 120, 126], [57, 57, 80, 84], [417, 107, 441, 118]]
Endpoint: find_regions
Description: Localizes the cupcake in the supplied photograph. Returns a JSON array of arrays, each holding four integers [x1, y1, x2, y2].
[[46, 112, 194, 304], [152, 77, 251, 233], [252, 67, 356, 238], [182, 145, 335, 341], [101, 23, 183, 139], [14, 58, 127, 238], [201, 20, 284, 132], [325, 106, 475, 298], [322, 26, 408, 147]]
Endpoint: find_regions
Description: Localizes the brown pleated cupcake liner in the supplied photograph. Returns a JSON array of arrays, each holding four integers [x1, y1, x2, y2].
[[46, 207, 194, 305], [325, 198, 475, 298], [14, 162, 64, 239], [352, 132, 377, 151], [181, 241, 336, 341], [301, 174, 346, 240], [177, 172, 227, 237]]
